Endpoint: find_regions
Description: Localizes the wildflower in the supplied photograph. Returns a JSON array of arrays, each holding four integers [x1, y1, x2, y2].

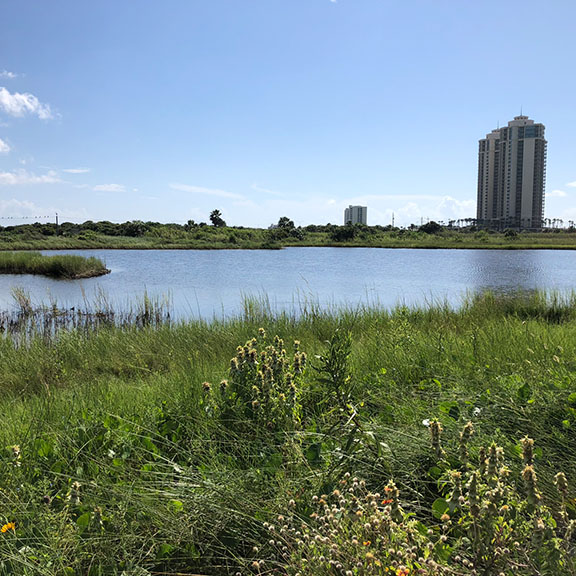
[[429, 419, 445, 458], [202, 381, 211, 393], [555, 471, 569, 498], [440, 513, 451, 523], [67, 481, 81, 506], [522, 464, 541, 508], [382, 498, 393, 505], [459, 421, 474, 465], [1, 522, 15, 533], [521, 436, 535, 467], [363, 540, 371, 546], [397, 568, 410, 576]]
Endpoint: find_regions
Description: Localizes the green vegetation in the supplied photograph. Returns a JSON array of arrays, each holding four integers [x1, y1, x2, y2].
[[1, 219, 576, 250], [0, 291, 575, 574], [0, 251, 109, 279]]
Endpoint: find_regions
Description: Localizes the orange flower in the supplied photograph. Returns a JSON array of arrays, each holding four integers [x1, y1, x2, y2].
[[381, 498, 393, 505], [1, 522, 15, 533], [363, 540, 371, 546]]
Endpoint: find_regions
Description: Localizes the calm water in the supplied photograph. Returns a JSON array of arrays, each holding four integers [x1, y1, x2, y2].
[[0, 248, 575, 319]]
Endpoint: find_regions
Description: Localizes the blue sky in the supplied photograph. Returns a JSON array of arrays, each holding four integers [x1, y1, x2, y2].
[[0, 0, 575, 228]]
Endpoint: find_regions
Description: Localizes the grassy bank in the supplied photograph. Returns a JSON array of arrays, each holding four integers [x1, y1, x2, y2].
[[0, 293, 575, 574], [1, 220, 576, 250], [0, 251, 109, 279]]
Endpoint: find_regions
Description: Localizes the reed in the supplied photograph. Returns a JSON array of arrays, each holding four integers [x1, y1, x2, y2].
[[0, 251, 109, 278]]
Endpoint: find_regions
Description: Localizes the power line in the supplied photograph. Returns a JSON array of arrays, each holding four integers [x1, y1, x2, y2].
[[0, 215, 52, 220]]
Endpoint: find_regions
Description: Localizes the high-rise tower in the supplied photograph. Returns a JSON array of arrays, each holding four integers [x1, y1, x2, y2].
[[344, 205, 367, 225], [477, 115, 547, 230]]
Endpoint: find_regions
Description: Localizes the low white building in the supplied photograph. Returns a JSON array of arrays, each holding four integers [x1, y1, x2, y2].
[[344, 205, 367, 225]]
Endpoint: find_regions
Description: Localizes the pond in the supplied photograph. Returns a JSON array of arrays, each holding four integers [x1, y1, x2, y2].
[[0, 248, 574, 320]]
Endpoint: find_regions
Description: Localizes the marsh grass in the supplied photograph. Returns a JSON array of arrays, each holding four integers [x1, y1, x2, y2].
[[0, 251, 109, 279], [0, 291, 575, 574]]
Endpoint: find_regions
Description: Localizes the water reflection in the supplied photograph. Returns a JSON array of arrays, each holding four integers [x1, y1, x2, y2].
[[464, 250, 563, 293]]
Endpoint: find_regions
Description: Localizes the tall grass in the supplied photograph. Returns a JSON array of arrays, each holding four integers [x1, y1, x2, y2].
[[0, 292, 575, 574], [0, 251, 109, 278]]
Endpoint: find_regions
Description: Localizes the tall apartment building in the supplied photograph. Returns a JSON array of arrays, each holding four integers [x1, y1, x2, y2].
[[476, 115, 547, 230], [344, 205, 367, 225]]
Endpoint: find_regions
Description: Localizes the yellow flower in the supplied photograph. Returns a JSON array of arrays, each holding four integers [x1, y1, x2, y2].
[[1, 522, 15, 533]]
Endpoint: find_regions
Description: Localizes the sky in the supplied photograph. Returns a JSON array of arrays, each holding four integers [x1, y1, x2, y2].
[[1, 0, 575, 229]]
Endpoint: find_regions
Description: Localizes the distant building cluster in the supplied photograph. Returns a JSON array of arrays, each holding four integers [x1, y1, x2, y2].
[[344, 205, 367, 225], [477, 115, 547, 230]]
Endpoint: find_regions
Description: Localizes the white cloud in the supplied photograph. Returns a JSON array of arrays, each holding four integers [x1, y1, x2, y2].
[[546, 189, 567, 198], [0, 198, 42, 217], [251, 183, 284, 197], [93, 183, 126, 192], [170, 183, 245, 200], [566, 181, 576, 188], [0, 169, 60, 186], [62, 167, 90, 174], [0, 137, 10, 154], [0, 71, 17, 79], [0, 87, 53, 120]]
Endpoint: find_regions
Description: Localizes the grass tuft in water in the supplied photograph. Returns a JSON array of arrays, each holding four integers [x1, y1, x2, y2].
[[0, 251, 109, 279]]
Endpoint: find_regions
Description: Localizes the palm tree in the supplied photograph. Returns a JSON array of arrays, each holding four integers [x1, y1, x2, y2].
[[209, 210, 226, 228]]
